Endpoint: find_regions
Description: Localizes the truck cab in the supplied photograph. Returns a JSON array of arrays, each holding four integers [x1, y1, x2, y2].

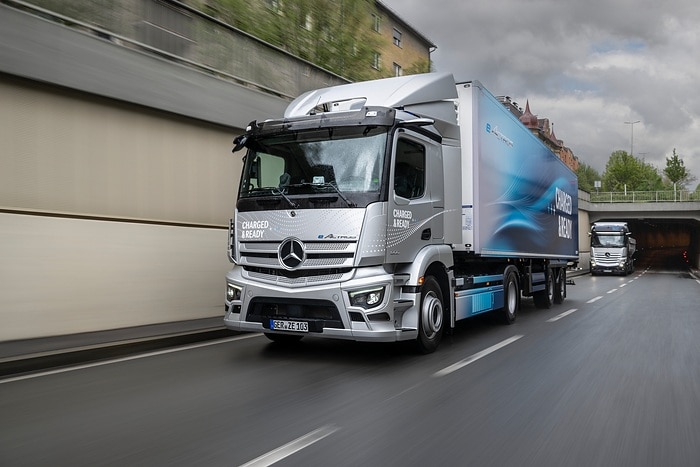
[[589, 222, 636, 275]]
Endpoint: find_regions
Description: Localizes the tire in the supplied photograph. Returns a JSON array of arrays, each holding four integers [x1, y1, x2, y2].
[[553, 268, 566, 305], [501, 267, 520, 324], [415, 276, 444, 354], [533, 270, 554, 309], [264, 333, 304, 344]]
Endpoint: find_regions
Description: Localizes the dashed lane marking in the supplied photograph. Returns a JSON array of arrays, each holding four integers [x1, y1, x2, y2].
[[433, 335, 524, 378], [240, 425, 340, 467], [547, 308, 578, 322]]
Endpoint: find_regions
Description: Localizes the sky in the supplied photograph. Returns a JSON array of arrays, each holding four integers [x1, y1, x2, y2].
[[380, 0, 700, 188]]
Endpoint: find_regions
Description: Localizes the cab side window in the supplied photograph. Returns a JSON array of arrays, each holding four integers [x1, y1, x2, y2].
[[394, 139, 425, 199]]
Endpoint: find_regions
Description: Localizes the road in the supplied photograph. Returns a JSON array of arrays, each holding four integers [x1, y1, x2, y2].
[[2, 259, 700, 466]]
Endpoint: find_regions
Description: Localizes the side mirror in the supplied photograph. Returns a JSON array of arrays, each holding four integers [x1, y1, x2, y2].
[[232, 135, 248, 153]]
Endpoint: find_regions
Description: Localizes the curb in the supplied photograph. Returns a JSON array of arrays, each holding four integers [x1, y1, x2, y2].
[[0, 321, 237, 379]]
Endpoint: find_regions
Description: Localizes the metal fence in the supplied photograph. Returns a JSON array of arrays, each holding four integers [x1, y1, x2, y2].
[[7, 0, 349, 99], [590, 190, 700, 203]]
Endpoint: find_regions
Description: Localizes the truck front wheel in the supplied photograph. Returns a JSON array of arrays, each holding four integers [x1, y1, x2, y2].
[[416, 276, 444, 354]]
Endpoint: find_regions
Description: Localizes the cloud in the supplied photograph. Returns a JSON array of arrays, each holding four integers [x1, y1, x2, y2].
[[380, 0, 700, 186]]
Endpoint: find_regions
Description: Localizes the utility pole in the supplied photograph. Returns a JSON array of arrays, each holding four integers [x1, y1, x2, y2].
[[624, 120, 640, 156]]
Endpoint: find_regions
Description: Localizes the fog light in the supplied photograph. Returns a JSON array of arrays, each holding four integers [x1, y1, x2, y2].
[[226, 284, 242, 302], [349, 287, 385, 309]]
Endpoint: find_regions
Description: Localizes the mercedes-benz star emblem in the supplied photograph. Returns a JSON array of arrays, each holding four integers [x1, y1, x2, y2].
[[279, 238, 305, 270]]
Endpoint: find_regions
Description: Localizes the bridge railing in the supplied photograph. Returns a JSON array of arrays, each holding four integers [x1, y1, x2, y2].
[[590, 190, 700, 203]]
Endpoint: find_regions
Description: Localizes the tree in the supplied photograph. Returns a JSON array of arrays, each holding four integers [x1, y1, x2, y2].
[[663, 148, 695, 189], [210, 0, 390, 82], [601, 150, 663, 191], [575, 162, 601, 192]]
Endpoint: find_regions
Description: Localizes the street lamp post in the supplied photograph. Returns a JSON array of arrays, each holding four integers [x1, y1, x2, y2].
[[624, 120, 640, 156]]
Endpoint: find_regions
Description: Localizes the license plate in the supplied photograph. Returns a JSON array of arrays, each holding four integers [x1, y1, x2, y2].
[[270, 319, 308, 333]]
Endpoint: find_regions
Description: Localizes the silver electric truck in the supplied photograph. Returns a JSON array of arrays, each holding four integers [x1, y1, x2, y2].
[[224, 73, 579, 352], [589, 221, 636, 275]]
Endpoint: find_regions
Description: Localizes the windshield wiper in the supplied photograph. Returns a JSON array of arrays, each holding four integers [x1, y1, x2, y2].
[[321, 182, 356, 208], [282, 182, 356, 208], [271, 188, 299, 209]]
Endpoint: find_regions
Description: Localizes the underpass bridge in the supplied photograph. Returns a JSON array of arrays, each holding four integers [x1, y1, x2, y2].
[[578, 190, 700, 270]]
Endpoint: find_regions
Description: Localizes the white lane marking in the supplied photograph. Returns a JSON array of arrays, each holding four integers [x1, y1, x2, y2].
[[0, 334, 262, 384], [620, 283, 627, 287], [239, 425, 339, 467], [547, 308, 578, 322], [607, 288, 618, 294], [433, 335, 524, 378], [587, 296, 603, 304]]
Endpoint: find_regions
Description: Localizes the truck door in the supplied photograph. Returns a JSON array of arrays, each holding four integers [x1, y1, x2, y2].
[[387, 131, 444, 263]]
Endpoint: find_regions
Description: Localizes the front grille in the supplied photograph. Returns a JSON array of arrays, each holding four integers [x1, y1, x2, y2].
[[593, 252, 622, 266], [239, 241, 356, 270], [247, 297, 344, 330]]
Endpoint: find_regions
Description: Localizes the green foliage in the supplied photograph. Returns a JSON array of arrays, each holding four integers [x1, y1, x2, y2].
[[575, 162, 601, 193], [663, 148, 695, 188], [601, 150, 663, 191], [204, 0, 408, 81]]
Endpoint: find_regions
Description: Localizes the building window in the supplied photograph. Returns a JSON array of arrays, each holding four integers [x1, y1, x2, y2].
[[372, 13, 381, 33], [372, 52, 381, 70], [393, 62, 402, 77], [300, 13, 312, 31], [267, 0, 281, 14], [392, 28, 402, 47]]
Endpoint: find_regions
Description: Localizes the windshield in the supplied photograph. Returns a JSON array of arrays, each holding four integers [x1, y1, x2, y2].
[[591, 234, 626, 248], [238, 126, 388, 208]]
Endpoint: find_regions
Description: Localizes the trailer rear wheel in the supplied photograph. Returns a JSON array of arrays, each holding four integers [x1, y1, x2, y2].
[[501, 267, 519, 324], [533, 270, 554, 309], [553, 268, 566, 304], [416, 276, 444, 354]]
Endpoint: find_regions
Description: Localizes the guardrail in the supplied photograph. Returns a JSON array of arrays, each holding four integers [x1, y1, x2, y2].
[[5, 0, 349, 99], [590, 190, 700, 203]]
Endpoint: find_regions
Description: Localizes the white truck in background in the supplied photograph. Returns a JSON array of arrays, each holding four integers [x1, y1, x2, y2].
[[589, 221, 636, 275], [224, 73, 579, 353]]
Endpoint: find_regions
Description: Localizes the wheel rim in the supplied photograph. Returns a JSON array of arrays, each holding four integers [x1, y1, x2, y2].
[[547, 275, 554, 302], [421, 292, 443, 339], [506, 280, 517, 317]]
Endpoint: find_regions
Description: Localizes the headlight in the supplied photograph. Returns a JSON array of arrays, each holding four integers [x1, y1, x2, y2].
[[349, 287, 385, 309], [226, 284, 242, 302]]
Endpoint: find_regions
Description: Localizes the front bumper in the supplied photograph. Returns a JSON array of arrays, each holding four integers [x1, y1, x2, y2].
[[223, 266, 419, 342]]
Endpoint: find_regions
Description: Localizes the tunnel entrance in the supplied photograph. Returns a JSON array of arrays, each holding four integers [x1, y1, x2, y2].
[[593, 218, 699, 271]]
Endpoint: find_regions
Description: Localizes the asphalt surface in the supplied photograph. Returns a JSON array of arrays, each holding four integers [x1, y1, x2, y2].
[[0, 268, 588, 379], [2, 257, 699, 466]]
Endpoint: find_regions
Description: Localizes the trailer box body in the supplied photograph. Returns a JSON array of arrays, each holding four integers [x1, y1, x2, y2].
[[456, 82, 578, 259]]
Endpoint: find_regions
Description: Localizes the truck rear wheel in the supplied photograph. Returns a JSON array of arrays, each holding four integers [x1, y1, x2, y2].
[[416, 276, 444, 354], [533, 270, 554, 309], [553, 268, 566, 304], [501, 267, 519, 324]]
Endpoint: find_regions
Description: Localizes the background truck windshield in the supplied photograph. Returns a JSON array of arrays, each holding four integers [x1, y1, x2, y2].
[[239, 126, 387, 199], [591, 234, 625, 247]]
